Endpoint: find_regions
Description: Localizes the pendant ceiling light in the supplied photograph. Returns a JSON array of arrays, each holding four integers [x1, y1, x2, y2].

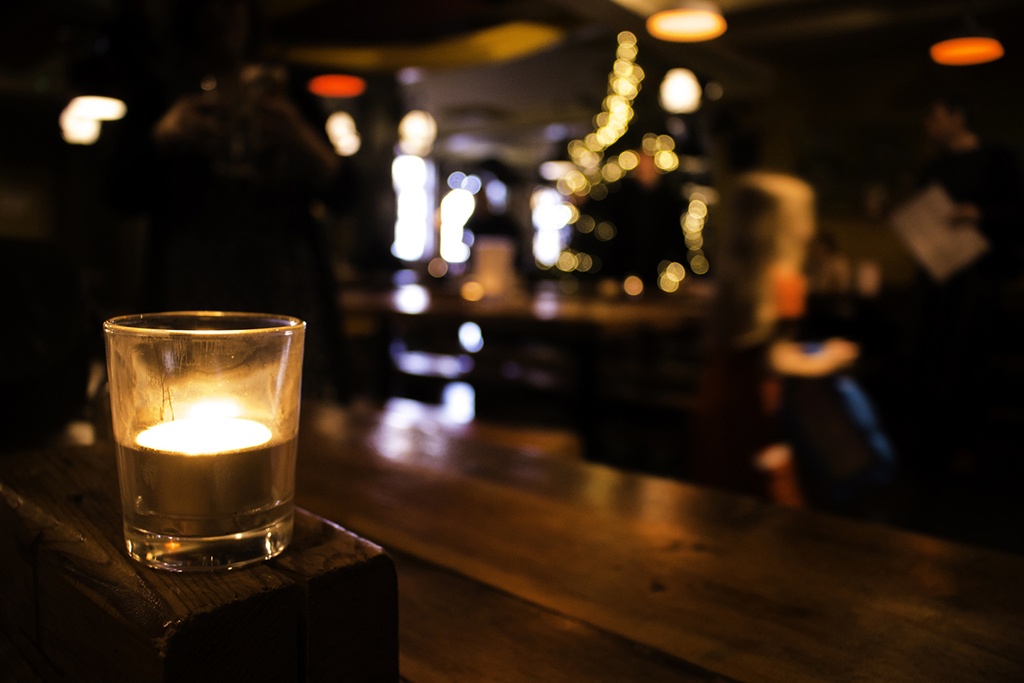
[[308, 74, 367, 98], [647, 1, 727, 42], [930, 8, 1004, 66]]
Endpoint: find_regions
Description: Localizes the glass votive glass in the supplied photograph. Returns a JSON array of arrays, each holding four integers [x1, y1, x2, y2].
[[103, 311, 305, 572]]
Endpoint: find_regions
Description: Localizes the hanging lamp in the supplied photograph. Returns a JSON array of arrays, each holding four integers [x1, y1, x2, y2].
[[307, 74, 367, 98], [930, 7, 1004, 66], [647, 1, 727, 42]]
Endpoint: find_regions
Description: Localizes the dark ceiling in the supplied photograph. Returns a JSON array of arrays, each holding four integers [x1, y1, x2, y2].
[[2, 0, 1023, 168]]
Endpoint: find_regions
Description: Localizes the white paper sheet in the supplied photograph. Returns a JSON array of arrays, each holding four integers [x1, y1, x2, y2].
[[889, 183, 989, 283]]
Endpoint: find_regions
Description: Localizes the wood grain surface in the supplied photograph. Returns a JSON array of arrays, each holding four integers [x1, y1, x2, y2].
[[294, 403, 1024, 683], [391, 550, 735, 683]]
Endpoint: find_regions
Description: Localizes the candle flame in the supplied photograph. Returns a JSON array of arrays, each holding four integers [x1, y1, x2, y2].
[[137, 417, 272, 455]]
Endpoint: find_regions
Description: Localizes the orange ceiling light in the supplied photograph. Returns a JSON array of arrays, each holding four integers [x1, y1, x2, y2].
[[307, 74, 367, 98], [647, 2, 726, 42], [930, 35, 1004, 65]]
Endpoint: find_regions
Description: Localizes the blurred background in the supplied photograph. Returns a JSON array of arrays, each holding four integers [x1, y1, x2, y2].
[[3, 0, 1024, 554]]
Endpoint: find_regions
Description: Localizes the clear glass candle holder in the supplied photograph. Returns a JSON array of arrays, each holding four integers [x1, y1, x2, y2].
[[103, 311, 305, 572]]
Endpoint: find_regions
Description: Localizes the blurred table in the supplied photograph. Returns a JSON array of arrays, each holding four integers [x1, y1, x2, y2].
[[342, 283, 711, 332], [341, 285, 711, 468], [297, 401, 1024, 683]]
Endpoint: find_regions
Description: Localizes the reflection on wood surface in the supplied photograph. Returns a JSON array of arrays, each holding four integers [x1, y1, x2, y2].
[[296, 401, 1024, 683]]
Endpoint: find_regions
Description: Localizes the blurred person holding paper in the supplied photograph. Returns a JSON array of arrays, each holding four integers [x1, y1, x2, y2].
[[893, 95, 1023, 478]]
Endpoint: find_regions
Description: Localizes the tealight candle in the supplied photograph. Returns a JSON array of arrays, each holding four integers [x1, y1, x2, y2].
[[125, 416, 281, 534], [136, 416, 272, 454]]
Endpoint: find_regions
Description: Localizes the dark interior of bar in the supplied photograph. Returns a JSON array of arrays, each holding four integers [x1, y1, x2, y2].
[[2, 1, 1024, 681]]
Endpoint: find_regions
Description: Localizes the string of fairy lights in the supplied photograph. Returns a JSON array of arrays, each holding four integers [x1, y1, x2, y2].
[[546, 30, 710, 293], [558, 31, 648, 200]]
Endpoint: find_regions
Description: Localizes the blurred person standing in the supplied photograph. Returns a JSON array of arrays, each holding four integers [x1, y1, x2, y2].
[[920, 96, 1023, 275], [693, 172, 824, 499], [583, 149, 686, 286], [107, 0, 356, 401], [692, 172, 887, 509], [906, 95, 1024, 476]]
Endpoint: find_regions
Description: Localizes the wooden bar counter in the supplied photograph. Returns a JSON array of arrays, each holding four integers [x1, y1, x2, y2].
[[295, 402, 1024, 683], [3, 401, 1021, 682]]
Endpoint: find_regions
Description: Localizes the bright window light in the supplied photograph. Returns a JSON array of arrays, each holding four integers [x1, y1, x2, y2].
[[531, 186, 573, 267], [439, 189, 475, 263], [392, 155, 435, 261]]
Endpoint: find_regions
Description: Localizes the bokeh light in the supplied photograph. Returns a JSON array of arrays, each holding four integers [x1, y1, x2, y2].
[[392, 155, 434, 261], [439, 188, 475, 263], [659, 68, 702, 114], [532, 186, 574, 265], [428, 258, 448, 278], [65, 96, 126, 121], [442, 382, 476, 424], [623, 275, 644, 296], [618, 150, 639, 170], [458, 322, 484, 353], [398, 110, 437, 156], [654, 150, 679, 172], [595, 222, 617, 242], [460, 280, 485, 301], [59, 96, 126, 145], [665, 261, 686, 281], [394, 284, 430, 314], [325, 111, 361, 156], [60, 112, 101, 145]]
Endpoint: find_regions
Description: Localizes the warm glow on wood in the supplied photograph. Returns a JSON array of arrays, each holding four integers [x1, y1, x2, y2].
[[137, 417, 272, 455], [647, 8, 726, 42], [930, 36, 1004, 66]]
